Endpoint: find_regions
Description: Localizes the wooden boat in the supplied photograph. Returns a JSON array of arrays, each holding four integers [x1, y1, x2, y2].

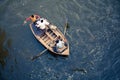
[[29, 19, 69, 55]]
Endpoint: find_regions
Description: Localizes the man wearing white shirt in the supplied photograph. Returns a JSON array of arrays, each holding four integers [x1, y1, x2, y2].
[[35, 18, 50, 30], [56, 40, 64, 49]]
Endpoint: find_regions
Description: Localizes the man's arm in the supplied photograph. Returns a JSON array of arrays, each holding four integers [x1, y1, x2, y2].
[[23, 17, 31, 24]]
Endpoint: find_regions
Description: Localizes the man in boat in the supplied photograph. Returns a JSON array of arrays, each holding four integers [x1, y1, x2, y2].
[[36, 18, 57, 31], [23, 14, 40, 24], [35, 18, 50, 30], [53, 36, 67, 53], [34, 18, 50, 36]]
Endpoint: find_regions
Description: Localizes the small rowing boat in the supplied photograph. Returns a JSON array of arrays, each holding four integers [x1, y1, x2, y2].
[[29, 18, 69, 55]]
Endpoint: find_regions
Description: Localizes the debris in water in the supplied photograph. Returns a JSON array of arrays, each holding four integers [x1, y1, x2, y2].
[[72, 68, 87, 74]]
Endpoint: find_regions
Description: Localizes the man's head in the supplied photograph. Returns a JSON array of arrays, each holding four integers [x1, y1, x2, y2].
[[31, 15, 34, 18], [56, 40, 59, 43]]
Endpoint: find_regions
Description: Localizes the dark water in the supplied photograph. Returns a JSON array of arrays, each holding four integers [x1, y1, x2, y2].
[[0, 0, 120, 80]]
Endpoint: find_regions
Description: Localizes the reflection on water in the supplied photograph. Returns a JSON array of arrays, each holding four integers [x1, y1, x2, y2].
[[0, 27, 10, 68]]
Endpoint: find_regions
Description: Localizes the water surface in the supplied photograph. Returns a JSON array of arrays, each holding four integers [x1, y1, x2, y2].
[[0, 0, 120, 80]]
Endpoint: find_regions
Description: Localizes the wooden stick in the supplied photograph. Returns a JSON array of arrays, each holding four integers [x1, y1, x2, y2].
[[64, 18, 68, 35], [31, 49, 47, 61], [64, 24, 67, 35]]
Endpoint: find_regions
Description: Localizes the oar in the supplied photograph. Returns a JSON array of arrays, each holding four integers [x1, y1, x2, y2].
[[64, 24, 67, 35], [64, 18, 69, 35], [31, 49, 47, 61]]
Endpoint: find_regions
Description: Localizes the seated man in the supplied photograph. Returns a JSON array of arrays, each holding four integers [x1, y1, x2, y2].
[[53, 36, 67, 53], [35, 18, 50, 30], [24, 14, 40, 25], [56, 40, 64, 49]]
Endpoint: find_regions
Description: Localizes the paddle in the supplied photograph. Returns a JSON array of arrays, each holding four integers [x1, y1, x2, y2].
[[64, 18, 69, 35], [31, 49, 47, 61]]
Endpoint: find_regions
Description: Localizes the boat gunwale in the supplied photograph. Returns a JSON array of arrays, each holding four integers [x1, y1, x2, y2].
[[29, 23, 69, 55]]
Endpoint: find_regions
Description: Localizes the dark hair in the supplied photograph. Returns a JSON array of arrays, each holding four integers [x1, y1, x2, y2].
[[41, 20, 43, 23], [56, 40, 59, 43], [31, 15, 34, 18]]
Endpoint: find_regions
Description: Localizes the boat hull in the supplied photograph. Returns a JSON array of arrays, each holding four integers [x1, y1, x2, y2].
[[29, 22, 69, 56]]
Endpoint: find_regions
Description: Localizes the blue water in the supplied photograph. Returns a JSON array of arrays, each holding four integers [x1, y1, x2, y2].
[[0, 0, 120, 80]]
